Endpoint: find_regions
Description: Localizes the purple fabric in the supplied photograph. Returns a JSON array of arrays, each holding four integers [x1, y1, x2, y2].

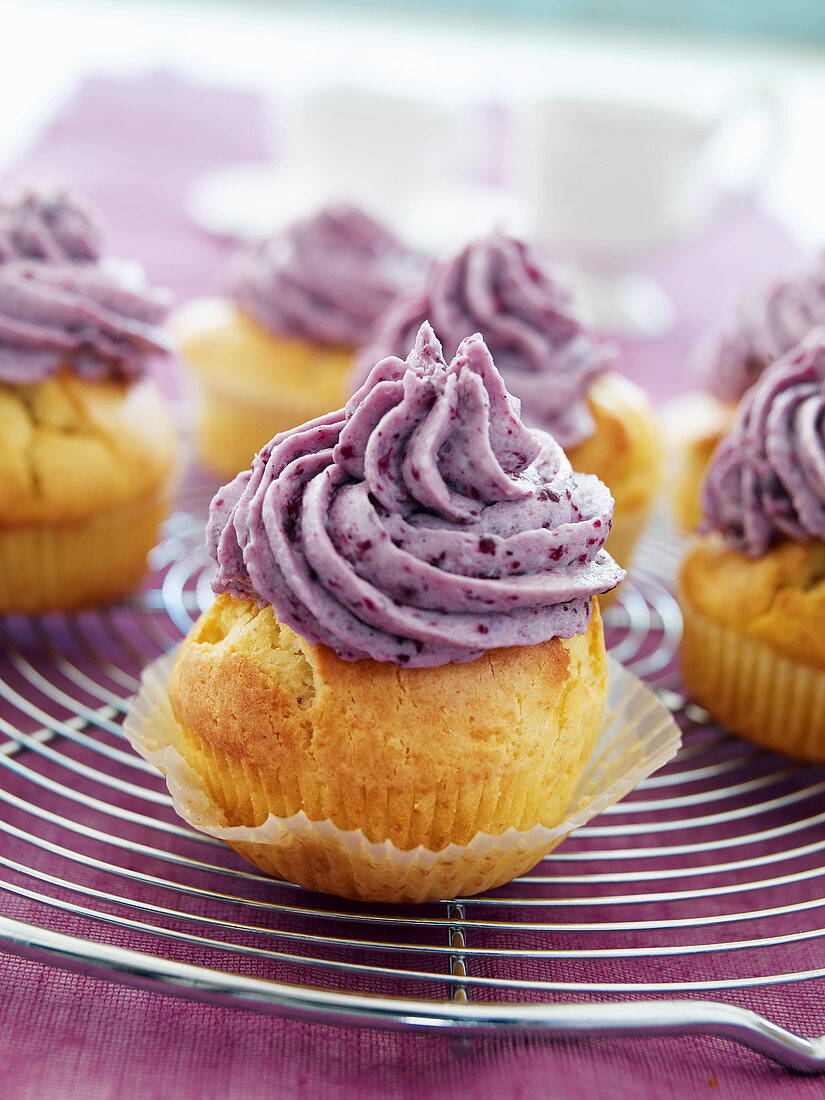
[[0, 72, 821, 1100]]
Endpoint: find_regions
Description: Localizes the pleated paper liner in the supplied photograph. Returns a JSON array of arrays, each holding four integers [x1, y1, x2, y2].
[[0, 489, 170, 613], [681, 598, 825, 762], [123, 651, 681, 903]]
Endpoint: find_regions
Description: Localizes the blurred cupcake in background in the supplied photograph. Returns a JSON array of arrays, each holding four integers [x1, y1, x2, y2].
[[353, 232, 662, 572], [0, 186, 177, 612], [175, 204, 427, 476], [679, 327, 825, 760], [673, 251, 825, 530]]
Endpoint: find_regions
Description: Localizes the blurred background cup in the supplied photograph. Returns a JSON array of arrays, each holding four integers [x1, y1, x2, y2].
[[188, 82, 482, 241], [510, 87, 783, 333], [283, 84, 478, 219]]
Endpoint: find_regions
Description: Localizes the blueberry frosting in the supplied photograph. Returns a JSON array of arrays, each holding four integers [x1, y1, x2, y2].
[[0, 187, 103, 264], [700, 253, 825, 403], [352, 234, 613, 448], [208, 323, 623, 666], [0, 261, 172, 384], [230, 204, 425, 348], [0, 186, 172, 384], [702, 327, 825, 556]]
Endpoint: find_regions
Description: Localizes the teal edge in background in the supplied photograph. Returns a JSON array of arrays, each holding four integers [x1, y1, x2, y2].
[[337, 0, 825, 43]]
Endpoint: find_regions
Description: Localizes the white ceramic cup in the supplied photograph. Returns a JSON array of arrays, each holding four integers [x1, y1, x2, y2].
[[281, 84, 478, 221], [510, 89, 783, 268], [187, 84, 481, 242]]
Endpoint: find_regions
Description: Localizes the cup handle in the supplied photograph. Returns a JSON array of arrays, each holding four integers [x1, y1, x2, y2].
[[705, 85, 785, 201]]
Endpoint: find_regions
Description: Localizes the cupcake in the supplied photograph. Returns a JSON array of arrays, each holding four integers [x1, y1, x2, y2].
[[0, 187, 177, 613], [353, 233, 662, 571], [674, 251, 825, 529], [165, 323, 625, 901], [679, 326, 825, 760], [175, 204, 426, 476]]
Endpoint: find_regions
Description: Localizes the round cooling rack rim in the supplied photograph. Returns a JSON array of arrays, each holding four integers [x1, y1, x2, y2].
[[2, 914, 825, 1075], [1, 492, 825, 1072]]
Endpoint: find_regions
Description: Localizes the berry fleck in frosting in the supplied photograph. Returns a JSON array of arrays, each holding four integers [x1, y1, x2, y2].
[[209, 323, 623, 666]]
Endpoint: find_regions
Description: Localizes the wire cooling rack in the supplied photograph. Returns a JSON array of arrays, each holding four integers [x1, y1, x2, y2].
[[2, 467, 825, 1073]]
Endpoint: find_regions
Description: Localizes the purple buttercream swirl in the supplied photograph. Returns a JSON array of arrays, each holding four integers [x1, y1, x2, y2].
[[230, 204, 425, 348], [352, 234, 613, 448], [699, 252, 825, 403], [0, 187, 104, 264], [208, 323, 623, 666], [702, 326, 825, 556], [0, 260, 172, 384]]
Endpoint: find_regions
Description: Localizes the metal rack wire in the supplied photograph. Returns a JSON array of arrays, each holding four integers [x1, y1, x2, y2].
[[2, 468, 825, 1072]]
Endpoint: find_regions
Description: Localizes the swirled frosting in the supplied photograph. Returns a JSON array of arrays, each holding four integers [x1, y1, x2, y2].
[[0, 260, 172, 384], [0, 187, 103, 264], [230, 204, 425, 348], [702, 327, 825, 556], [208, 323, 623, 666], [700, 253, 825, 403], [352, 234, 613, 448]]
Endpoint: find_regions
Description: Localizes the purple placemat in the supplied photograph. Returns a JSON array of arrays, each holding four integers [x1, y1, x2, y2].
[[1, 72, 822, 1100]]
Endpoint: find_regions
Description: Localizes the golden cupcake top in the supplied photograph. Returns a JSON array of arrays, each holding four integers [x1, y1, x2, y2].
[[0, 373, 176, 526]]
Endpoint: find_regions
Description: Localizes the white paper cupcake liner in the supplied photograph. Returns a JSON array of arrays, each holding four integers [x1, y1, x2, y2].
[[123, 651, 681, 902]]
